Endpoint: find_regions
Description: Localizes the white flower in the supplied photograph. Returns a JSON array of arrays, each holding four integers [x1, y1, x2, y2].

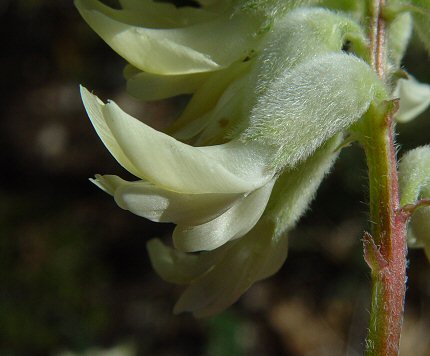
[[147, 136, 342, 317], [399, 146, 430, 261], [393, 75, 430, 123], [77, 3, 387, 315], [408, 196, 430, 261], [81, 86, 277, 251], [75, 0, 264, 75]]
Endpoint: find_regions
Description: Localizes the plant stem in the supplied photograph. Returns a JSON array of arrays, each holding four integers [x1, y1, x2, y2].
[[359, 0, 408, 355]]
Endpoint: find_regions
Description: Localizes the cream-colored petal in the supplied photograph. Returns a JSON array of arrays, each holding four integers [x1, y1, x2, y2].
[[171, 111, 214, 142], [113, 179, 242, 225], [409, 203, 430, 260], [173, 219, 288, 317], [394, 76, 430, 123], [194, 0, 233, 11], [147, 239, 218, 285], [168, 61, 251, 134], [126, 71, 208, 101], [81, 87, 274, 194], [173, 251, 249, 316], [118, 0, 218, 27], [91, 174, 243, 225], [80, 86, 141, 178], [173, 179, 275, 252], [387, 12, 412, 68], [254, 232, 289, 281], [76, 0, 217, 29], [412, 2, 430, 56], [123, 64, 141, 80], [90, 174, 128, 196], [400, 148, 430, 260], [75, 0, 162, 27], [399, 145, 430, 206], [76, 0, 259, 74], [174, 75, 249, 144], [193, 75, 251, 145]]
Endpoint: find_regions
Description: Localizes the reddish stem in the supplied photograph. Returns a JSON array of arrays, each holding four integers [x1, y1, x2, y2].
[[362, 1, 408, 354]]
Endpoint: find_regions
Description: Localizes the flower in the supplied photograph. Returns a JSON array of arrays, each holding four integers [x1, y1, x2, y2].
[[77, 2, 387, 315], [81, 86, 276, 252], [147, 135, 342, 317], [399, 146, 430, 261], [409, 194, 430, 261], [75, 0, 267, 75], [393, 75, 430, 123]]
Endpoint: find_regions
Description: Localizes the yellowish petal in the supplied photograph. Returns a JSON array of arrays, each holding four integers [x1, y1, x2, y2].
[[399, 145, 430, 206], [126, 71, 208, 101], [173, 179, 275, 252], [90, 174, 128, 195], [81, 87, 274, 194], [147, 239, 218, 285], [118, 0, 218, 27], [113, 179, 243, 225], [168, 61, 251, 134], [80, 86, 142, 178], [173, 74, 250, 144], [394, 76, 430, 123], [76, 0, 259, 74], [409, 203, 430, 260], [173, 219, 288, 317]]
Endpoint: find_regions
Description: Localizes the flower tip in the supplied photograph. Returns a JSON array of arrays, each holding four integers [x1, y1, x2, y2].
[[89, 174, 111, 194], [79, 84, 87, 94], [79, 85, 97, 108], [172, 298, 202, 317], [79, 85, 92, 101]]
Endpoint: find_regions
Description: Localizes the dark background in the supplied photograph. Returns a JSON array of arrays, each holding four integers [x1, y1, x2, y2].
[[1, 1, 430, 355]]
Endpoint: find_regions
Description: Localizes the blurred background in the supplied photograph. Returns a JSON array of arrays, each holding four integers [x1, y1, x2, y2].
[[1, 1, 430, 355]]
